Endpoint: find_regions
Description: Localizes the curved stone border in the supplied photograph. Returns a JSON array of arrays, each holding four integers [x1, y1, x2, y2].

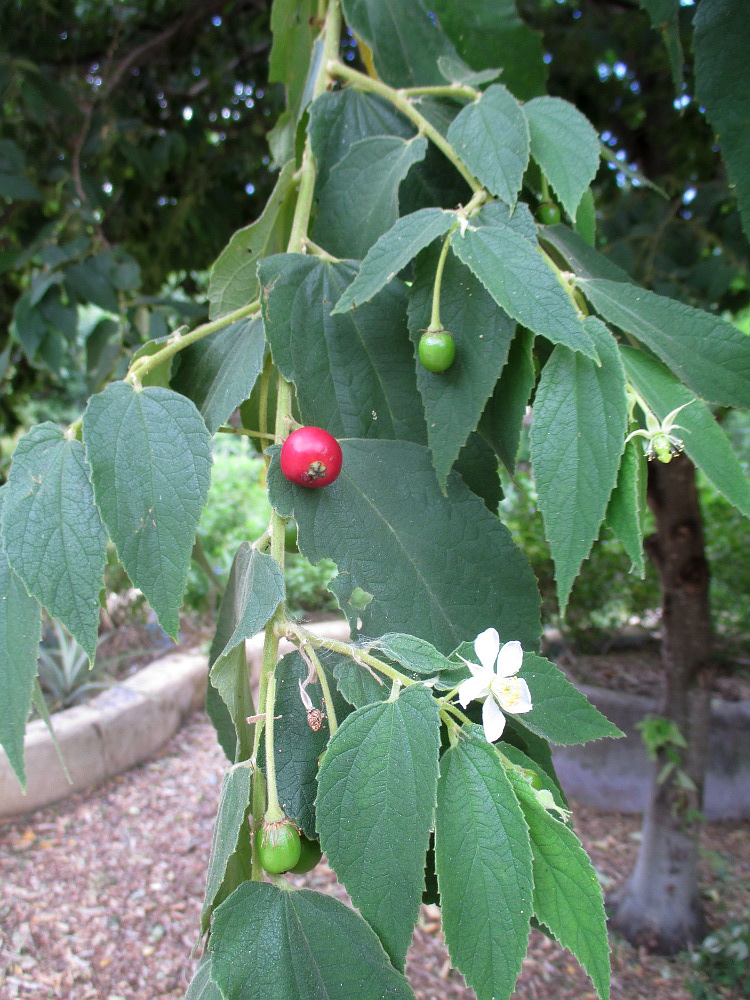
[[0, 620, 351, 821], [552, 684, 750, 820]]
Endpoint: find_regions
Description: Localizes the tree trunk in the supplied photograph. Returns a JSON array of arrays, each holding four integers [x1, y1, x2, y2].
[[608, 454, 714, 953]]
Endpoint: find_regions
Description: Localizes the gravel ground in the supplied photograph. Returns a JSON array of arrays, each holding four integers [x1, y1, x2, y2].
[[1, 712, 748, 1000]]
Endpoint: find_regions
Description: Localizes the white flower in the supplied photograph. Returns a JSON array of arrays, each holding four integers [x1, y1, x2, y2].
[[457, 628, 533, 743]]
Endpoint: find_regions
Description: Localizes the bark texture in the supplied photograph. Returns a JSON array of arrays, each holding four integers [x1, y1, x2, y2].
[[608, 455, 714, 953]]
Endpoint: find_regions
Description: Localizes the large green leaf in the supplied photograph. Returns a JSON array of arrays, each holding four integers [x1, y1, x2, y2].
[[312, 135, 428, 259], [479, 327, 536, 474], [516, 653, 624, 746], [308, 89, 414, 189], [268, 0, 317, 117], [207, 160, 296, 320], [435, 732, 533, 1000], [407, 244, 516, 488], [332, 208, 457, 314], [210, 882, 417, 1000], [447, 84, 529, 206], [506, 768, 611, 1000], [201, 760, 253, 930], [2, 423, 107, 662], [530, 319, 628, 611], [578, 278, 750, 408], [172, 316, 265, 434], [341, 0, 458, 88], [428, 0, 546, 100], [316, 684, 440, 969], [694, 0, 750, 243], [451, 219, 597, 359], [524, 97, 600, 222], [453, 432, 503, 513], [621, 346, 750, 519], [0, 488, 42, 789], [82, 382, 212, 638], [258, 254, 426, 442], [267, 438, 541, 654]]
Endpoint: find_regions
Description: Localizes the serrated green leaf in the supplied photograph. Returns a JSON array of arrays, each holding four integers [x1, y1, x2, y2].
[[605, 439, 646, 576], [437, 55, 501, 87], [2, 423, 107, 662], [476, 198, 539, 242], [498, 741, 568, 812], [0, 488, 42, 789], [525, 97, 600, 221], [269, 0, 317, 116], [259, 254, 426, 442], [428, 0, 547, 100], [408, 243, 516, 487], [268, 438, 541, 654], [694, 0, 750, 243], [210, 882, 417, 1000], [172, 316, 265, 434], [308, 89, 414, 189], [517, 653, 624, 745], [317, 684, 440, 969], [578, 278, 750, 408], [540, 224, 633, 284], [452, 432, 503, 513], [332, 208, 456, 313], [202, 761, 253, 930], [330, 651, 387, 708], [530, 319, 628, 611], [312, 135, 428, 259], [206, 678, 238, 763], [341, 0, 458, 88], [451, 220, 597, 359], [208, 160, 296, 320], [479, 327, 536, 474], [447, 84, 529, 206], [506, 769, 611, 1000], [621, 346, 750, 519], [435, 733, 533, 1000], [82, 382, 212, 638], [373, 632, 455, 677], [268, 650, 349, 837]]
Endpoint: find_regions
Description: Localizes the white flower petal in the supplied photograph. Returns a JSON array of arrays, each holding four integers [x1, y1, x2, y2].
[[494, 640, 523, 678], [513, 678, 533, 713], [482, 696, 506, 743], [458, 673, 491, 708], [474, 628, 500, 672], [495, 677, 533, 715], [458, 654, 487, 680]]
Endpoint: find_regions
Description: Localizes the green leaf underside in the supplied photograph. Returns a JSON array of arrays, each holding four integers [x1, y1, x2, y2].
[[268, 438, 541, 655], [308, 88, 414, 190], [259, 254, 426, 442], [479, 327, 536, 473], [172, 316, 266, 434], [206, 677, 239, 764], [269, 0, 317, 115], [408, 243, 516, 488], [82, 382, 212, 639], [518, 653, 624, 746], [451, 221, 597, 359], [605, 439, 646, 576], [530, 319, 628, 612], [270, 651, 349, 838], [2, 423, 107, 661], [185, 956, 223, 1000], [0, 488, 42, 788], [435, 734, 533, 1000], [207, 160, 297, 320], [508, 771, 611, 1000], [374, 632, 456, 677], [331, 650, 387, 709], [498, 742, 568, 812], [317, 684, 441, 969], [210, 882, 417, 1000], [524, 96, 600, 221], [621, 346, 750, 519], [202, 761, 253, 927], [341, 0, 458, 89], [694, 0, 750, 243], [578, 278, 750, 409], [312, 135, 428, 260], [333, 208, 456, 313], [447, 84, 529, 205]]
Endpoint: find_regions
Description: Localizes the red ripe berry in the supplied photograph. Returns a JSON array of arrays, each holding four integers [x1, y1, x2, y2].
[[280, 426, 343, 488]]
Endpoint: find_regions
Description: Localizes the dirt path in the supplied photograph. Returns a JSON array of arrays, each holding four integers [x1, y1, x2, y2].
[[1, 713, 747, 1000]]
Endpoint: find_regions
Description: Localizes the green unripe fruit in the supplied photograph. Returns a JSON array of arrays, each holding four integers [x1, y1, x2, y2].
[[536, 201, 561, 225], [255, 820, 302, 874], [418, 329, 456, 373], [289, 835, 323, 874]]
